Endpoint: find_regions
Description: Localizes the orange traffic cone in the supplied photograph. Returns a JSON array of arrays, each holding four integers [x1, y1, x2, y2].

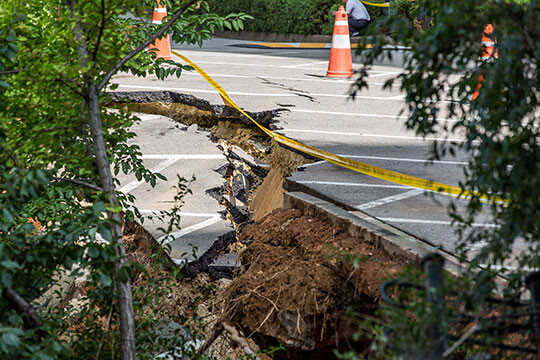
[[326, 6, 353, 78], [149, 1, 172, 60], [472, 24, 497, 100]]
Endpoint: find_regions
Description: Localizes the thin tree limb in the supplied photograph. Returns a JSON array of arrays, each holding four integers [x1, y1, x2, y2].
[[442, 322, 480, 358], [29, 126, 71, 140], [57, 77, 85, 98], [0, 141, 23, 167], [0, 69, 26, 75], [53, 177, 103, 192], [92, 0, 106, 61], [96, 0, 199, 91], [2, 287, 41, 344]]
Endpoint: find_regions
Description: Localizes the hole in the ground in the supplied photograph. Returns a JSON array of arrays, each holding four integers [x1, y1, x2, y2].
[[109, 91, 387, 359]]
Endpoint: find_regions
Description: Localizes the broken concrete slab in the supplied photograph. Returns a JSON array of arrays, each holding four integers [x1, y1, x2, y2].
[[165, 219, 233, 264], [108, 90, 286, 128]]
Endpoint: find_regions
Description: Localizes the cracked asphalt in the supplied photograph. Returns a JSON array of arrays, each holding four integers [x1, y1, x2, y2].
[[111, 37, 520, 261]]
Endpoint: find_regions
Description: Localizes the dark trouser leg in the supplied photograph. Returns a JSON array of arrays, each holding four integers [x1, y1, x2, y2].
[[348, 18, 370, 34]]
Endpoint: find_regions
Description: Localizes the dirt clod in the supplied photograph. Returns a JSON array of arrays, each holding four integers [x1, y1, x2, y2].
[[218, 209, 407, 358]]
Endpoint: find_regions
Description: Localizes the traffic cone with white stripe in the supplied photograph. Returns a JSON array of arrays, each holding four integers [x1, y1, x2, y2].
[[149, 1, 172, 60], [472, 24, 497, 100], [326, 6, 353, 78]]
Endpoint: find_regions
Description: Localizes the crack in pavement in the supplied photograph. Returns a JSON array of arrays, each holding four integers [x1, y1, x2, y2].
[[257, 77, 319, 103]]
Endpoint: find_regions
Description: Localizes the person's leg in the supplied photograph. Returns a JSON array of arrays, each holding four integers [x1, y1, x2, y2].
[[356, 19, 370, 31], [348, 17, 362, 34]]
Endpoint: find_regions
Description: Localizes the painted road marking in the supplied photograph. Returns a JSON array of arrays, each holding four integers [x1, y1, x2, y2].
[[479, 264, 536, 272], [119, 158, 178, 194], [140, 154, 225, 160], [282, 60, 328, 68], [182, 72, 351, 84], [296, 180, 409, 189], [137, 209, 220, 218], [184, 59, 329, 71], [369, 71, 402, 78], [288, 109, 458, 123], [137, 114, 163, 121], [339, 154, 468, 165], [115, 84, 412, 101], [378, 217, 497, 228], [159, 215, 223, 245], [299, 155, 467, 169], [355, 189, 424, 210], [279, 128, 470, 143]]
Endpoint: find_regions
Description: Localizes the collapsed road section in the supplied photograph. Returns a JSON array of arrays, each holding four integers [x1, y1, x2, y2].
[[107, 90, 455, 358]]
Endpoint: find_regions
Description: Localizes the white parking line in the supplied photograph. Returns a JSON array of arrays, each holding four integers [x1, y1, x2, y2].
[[119, 158, 178, 194], [140, 154, 225, 160], [181, 71, 401, 87], [134, 114, 164, 121], [114, 84, 407, 101], [115, 84, 452, 104], [280, 128, 469, 143], [339, 154, 468, 165], [158, 216, 223, 245], [297, 180, 409, 189], [355, 189, 424, 210], [281, 60, 328, 68], [378, 217, 497, 228], [182, 72, 353, 84], [289, 109, 458, 123], [180, 59, 332, 71], [478, 264, 536, 272], [138, 209, 219, 218], [369, 71, 402, 78]]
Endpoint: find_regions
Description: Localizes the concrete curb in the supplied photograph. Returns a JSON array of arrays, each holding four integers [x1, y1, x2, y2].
[[283, 191, 465, 277]]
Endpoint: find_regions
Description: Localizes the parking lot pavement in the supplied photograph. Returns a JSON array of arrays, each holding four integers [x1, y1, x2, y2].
[[115, 113, 233, 263], [111, 37, 496, 256]]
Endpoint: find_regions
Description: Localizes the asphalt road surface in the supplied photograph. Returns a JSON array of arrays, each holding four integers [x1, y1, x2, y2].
[[112, 37, 497, 258]]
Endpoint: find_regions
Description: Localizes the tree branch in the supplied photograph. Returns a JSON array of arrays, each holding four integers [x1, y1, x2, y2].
[[30, 126, 72, 140], [97, 0, 199, 91], [92, 0, 106, 61], [2, 287, 41, 344], [53, 177, 103, 192], [0, 141, 23, 168], [0, 69, 26, 75], [57, 77, 85, 98]]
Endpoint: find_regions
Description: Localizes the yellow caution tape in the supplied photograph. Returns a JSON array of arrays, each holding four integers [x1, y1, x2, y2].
[[171, 50, 506, 203], [360, 0, 389, 7]]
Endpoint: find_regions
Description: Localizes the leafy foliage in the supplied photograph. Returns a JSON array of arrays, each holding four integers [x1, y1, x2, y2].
[[350, 0, 540, 357], [208, 0, 338, 35], [0, 0, 247, 358]]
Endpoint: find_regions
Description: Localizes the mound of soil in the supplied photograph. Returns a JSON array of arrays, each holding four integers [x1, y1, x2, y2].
[[219, 209, 407, 358]]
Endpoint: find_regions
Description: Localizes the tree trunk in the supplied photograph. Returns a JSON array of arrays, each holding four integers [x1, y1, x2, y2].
[[86, 82, 137, 360]]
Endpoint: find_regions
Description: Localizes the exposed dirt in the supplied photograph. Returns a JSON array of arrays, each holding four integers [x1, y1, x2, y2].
[[111, 93, 408, 358], [216, 208, 408, 359]]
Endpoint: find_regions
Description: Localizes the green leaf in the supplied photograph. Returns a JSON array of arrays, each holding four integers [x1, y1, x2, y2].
[[2, 209, 14, 224], [117, 264, 133, 283], [1, 332, 20, 348], [0, 261, 20, 270], [87, 245, 99, 259], [1, 272, 12, 288], [131, 261, 149, 277], [99, 273, 112, 287]]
